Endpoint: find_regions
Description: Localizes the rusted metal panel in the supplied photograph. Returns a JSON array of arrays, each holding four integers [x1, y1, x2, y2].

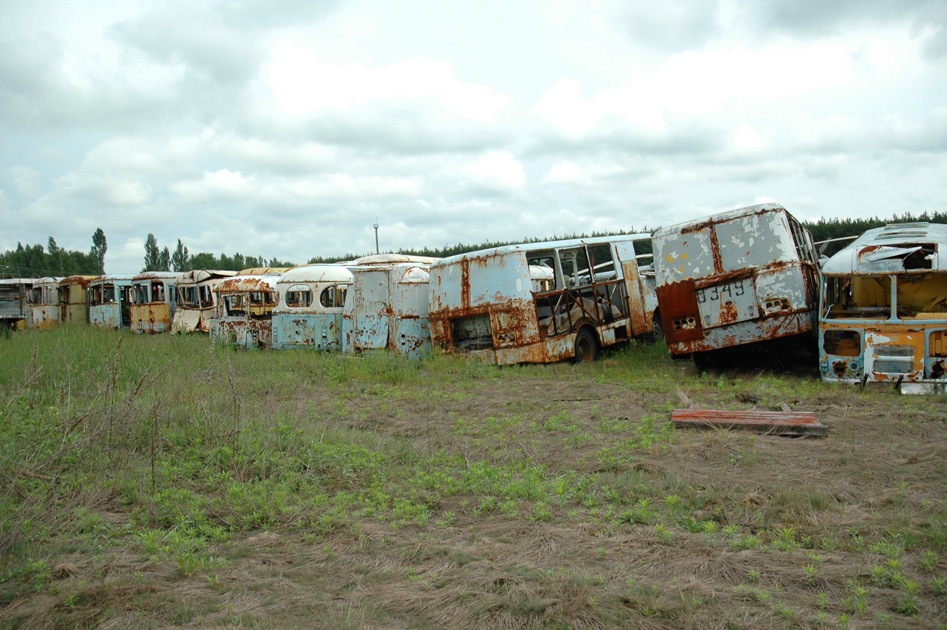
[[29, 277, 64, 330], [342, 262, 433, 359], [172, 269, 237, 334], [0, 278, 36, 330], [428, 235, 657, 365], [210, 274, 281, 348], [671, 409, 827, 437], [654, 203, 819, 358], [58, 275, 97, 325], [271, 265, 352, 350], [819, 223, 947, 392], [88, 276, 134, 329], [130, 272, 179, 334]]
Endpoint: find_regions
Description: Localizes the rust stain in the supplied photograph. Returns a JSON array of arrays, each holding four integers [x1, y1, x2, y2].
[[671, 409, 827, 437]]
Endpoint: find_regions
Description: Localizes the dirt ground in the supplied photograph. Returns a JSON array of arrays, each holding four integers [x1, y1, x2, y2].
[[2, 342, 946, 629]]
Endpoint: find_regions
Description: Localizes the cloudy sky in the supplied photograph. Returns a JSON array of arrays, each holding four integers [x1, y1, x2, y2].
[[2, 0, 946, 274]]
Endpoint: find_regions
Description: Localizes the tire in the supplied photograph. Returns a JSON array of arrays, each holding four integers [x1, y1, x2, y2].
[[692, 350, 713, 371], [649, 311, 664, 344], [573, 328, 599, 363]]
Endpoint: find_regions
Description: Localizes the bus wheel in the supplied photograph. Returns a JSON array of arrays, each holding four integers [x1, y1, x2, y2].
[[649, 311, 664, 343], [574, 328, 598, 363]]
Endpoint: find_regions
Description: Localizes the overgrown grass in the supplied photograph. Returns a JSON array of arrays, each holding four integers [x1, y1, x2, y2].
[[1, 326, 945, 627]]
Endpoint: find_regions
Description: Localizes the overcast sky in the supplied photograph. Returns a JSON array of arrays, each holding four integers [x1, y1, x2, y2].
[[2, 0, 946, 274]]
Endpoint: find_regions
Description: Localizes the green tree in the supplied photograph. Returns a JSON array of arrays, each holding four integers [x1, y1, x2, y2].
[[90, 228, 107, 274], [142, 233, 163, 272], [171, 239, 190, 272]]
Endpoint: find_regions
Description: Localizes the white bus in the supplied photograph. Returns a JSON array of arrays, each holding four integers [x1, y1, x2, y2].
[[428, 235, 657, 365]]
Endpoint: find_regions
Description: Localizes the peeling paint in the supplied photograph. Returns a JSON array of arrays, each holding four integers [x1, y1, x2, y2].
[[0, 278, 35, 330], [172, 269, 238, 334], [130, 272, 179, 334], [819, 222, 947, 391], [209, 274, 281, 348], [89, 276, 135, 329], [428, 235, 657, 365], [271, 265, 352, 350], [653, 203, 820, 358]]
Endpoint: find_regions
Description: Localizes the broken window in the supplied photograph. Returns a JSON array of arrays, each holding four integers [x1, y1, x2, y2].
[[224, 294, 247, 316], [823, 275, 892, 319], [823, 330, 860, 356], [894, 274, 947, 317], [179, 286, 200, 307], [320, 285, 347, 308], [285, 284, 313, 308], [199, 286, 213, 308], [134, 284, 149, 304]]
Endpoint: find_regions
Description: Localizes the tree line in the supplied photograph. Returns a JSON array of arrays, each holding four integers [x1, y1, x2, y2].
[[3, 210, 946, 278], [140, 234, 295, 273], [0, 229, 107, 277]]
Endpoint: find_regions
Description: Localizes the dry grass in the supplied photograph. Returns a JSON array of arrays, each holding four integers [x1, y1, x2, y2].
[[0, 328, 945, 628]]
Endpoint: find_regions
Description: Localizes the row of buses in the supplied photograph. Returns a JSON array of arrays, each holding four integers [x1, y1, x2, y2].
[[2, 203, 945, 392]]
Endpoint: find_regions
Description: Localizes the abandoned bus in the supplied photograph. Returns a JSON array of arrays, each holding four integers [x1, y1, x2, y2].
[[819, 222, 947, 394], [271, 265, 353, 350], [652, 203, 819, 365], [30, 277, 63, 330], [130, 271, 179, 334], [88, 275, 134, 329], [209, 274, 281, 348], [428, 235, 657, 365], [342, 261, 434, 359], [58, 275, 97, 325], [0, 278, 35, 331], [171, 269, 238, 334]]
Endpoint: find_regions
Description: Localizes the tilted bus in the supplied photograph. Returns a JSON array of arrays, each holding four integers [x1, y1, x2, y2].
[[130, 271, 179, 334], [342, 260, 436, 359], [428, 235, 658, 365], [88, 275, 135, 329], [652, 203, 820, 366], [58, 275, 97, 325], [209, 272, 284, 348], [819, 222, 947, 394], [0, 278, 35, 331], [171, 269, 238, 334], [30, 277, 64, 330], [271, 265, 353, 350]]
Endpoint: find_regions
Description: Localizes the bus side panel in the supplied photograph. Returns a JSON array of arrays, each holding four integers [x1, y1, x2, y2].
[[657, 280, 704, 352]]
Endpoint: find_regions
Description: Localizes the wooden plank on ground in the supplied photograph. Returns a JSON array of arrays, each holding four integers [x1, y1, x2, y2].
[[671, 409, 827, 438]]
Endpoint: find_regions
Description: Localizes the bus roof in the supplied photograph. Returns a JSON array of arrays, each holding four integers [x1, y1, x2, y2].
[[821, 222, 947, 275], [215, 275, 280, 292], [432, 234, 651, 268], [277, 265, 353, 284], [176, 269, 238, 285], [653, 203, 787, 238]]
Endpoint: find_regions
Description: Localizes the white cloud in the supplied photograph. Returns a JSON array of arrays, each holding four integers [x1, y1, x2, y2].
[[461, 151, 526, 192], [264, 44, 511, 122], [1, 0, 946, 274]]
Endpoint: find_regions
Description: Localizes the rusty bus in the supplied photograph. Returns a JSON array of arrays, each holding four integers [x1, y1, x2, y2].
[[171, 269, 238, 334], [0, 278, 35, 331], [130, 271, 179, 334], [209, 272, 282, 348], [88, 276, 134, 329], [819, 222, 947, 394], [270, 265, 353, 350], [30, 277, 64, 330], [652, 203, 820, 366], [428, 235, 658, 365], [58, 275, 97, 325], [342, 261, 436, 359]]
